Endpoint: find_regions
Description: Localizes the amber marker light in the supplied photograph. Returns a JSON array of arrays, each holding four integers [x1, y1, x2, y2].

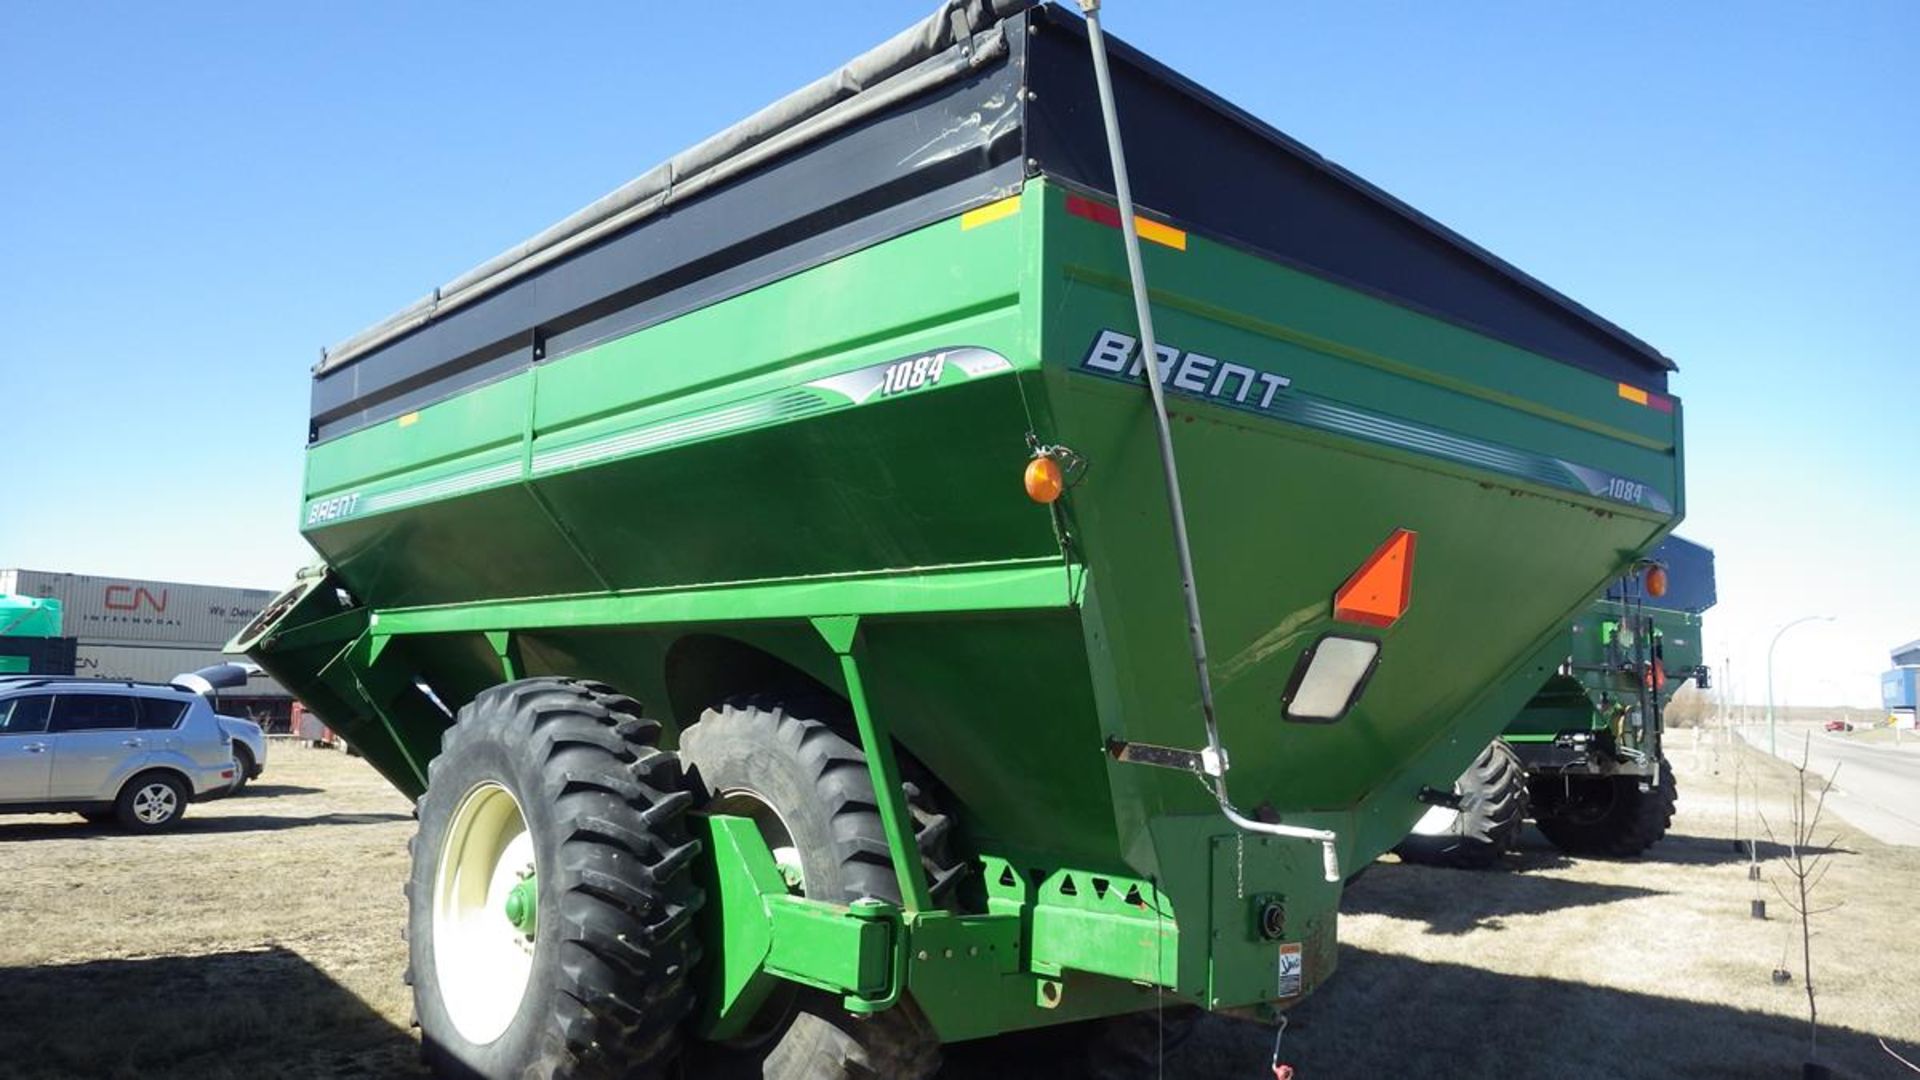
[[1645, 564, 1669, 598], [1024, 455, 1065, 504]]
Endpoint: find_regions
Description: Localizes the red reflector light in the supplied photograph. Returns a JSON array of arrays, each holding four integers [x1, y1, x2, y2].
[[1064, 193, 1188, 250], [221, 769, 235, 779], [1066, 193, 1124, 229], [1333, 529, 1418, 628]]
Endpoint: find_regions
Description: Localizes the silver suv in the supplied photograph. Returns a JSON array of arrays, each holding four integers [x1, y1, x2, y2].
[[0, 677, 243, 830]]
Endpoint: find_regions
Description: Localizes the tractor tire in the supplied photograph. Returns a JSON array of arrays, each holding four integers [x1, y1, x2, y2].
[[407, 678, 703, 1080], [1533, 758, 1678, 858], [677, 698, 963, 1080], [1394, 740, 1528, 869]]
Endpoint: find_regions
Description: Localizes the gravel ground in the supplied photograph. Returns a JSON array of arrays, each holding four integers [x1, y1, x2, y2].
[[1, 732, 1914, 1079]]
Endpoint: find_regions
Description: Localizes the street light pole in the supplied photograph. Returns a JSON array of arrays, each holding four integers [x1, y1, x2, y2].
[[1766, 615, 1836, 757]]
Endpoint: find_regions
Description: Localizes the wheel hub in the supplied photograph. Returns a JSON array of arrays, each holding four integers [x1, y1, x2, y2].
[[504, 873, 538, 937], [133, 783, 176, 824]]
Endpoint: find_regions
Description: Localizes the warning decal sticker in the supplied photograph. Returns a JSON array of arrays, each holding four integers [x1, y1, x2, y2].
[[1276, 942, 1305, 998]]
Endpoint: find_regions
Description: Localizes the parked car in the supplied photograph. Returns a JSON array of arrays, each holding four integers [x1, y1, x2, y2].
[[0, 676, 239, 830], [171, 662, 269, 794], [216, 713, 267, 793]]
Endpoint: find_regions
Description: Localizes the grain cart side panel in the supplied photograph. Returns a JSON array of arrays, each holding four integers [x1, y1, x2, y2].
[[301, 206, 1043, 610], [1021, 176, 1679, 1005], [1031, 177, 1680, 808]]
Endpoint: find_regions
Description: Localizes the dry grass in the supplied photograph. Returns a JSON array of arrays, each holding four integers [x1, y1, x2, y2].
[[1171, 733, 1920, 1079], [2, 737, 1916, 1078], [0, 745, 424, 1079]]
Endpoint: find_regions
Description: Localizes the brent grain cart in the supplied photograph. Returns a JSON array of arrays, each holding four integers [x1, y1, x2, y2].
[[235, 2, 1687, 1076], [1401, 536, 1716, 866]]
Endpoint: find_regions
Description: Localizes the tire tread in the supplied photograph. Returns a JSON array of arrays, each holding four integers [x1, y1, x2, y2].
[[412, 677, 702, 1080]]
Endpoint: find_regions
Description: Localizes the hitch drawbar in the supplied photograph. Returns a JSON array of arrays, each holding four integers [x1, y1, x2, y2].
[[1078, 0, 1340, 884]]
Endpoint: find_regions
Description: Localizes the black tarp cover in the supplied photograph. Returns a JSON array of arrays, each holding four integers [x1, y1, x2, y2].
[[311, 0, 1674, 443]]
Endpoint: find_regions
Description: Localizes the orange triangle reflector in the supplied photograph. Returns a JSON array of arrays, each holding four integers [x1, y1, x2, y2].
[[1333, 528, 1418, 628]]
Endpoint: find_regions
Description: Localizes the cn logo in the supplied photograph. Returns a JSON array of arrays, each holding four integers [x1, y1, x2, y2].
[[104, 585, 169, 613]]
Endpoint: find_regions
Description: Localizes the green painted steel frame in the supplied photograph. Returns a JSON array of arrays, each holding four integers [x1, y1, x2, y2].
[[813, 614, 935, 914], [902, 855, 1187, 1042], [695, 813, 902, 1039], [367, 560, 1076, 639], [694, 816, 1187, 1044], [351, 561, 1208, 1037]]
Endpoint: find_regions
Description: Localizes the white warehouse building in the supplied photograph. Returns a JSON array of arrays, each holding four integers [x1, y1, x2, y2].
[[0, 568, 292, 727]]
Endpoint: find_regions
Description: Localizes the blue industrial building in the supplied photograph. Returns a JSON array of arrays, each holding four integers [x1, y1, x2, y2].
[[1882, 639, 1920, 721]]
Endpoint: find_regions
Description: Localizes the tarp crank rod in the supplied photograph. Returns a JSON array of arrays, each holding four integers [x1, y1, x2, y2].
[[1075, 0, 1338, 881]]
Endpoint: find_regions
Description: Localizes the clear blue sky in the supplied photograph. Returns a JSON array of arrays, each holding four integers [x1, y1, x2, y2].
[[2, 2, 1914, 705]]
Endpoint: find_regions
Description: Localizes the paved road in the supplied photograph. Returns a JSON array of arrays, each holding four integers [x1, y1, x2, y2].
[[1736, 722, 1920, 847]]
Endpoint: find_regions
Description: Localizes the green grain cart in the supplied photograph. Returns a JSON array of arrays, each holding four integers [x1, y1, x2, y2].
[[1401, 536, 1716, 866], [0, 595, 72, 676], [234, 3, 1686, 1076]]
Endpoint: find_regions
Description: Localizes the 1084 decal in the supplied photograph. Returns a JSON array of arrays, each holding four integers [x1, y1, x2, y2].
[[877, 352, 946, 397], [806, 346, 1011, 406]]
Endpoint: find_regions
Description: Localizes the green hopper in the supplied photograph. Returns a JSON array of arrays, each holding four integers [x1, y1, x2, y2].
[[235, 3, 1686, 1075]]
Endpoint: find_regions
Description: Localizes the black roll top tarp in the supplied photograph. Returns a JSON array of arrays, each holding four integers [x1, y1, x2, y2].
[[311, 0, 1674, 444]]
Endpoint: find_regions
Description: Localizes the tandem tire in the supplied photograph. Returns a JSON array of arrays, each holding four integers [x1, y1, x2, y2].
[[677, 698, 963, 1080], [407, 678, 703, 1080], [1533, 757, 1678, 858], [1394, 740, 1528, 869]]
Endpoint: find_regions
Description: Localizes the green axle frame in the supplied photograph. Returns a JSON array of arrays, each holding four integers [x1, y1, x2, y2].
[[245, 569, 1203, 1038], [245, 559, 1606, 1038]]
